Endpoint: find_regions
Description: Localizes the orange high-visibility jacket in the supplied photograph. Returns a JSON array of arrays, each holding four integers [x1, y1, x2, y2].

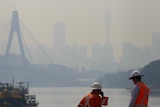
[[78, 93, 108, 107], [134, 82, 150, 107]]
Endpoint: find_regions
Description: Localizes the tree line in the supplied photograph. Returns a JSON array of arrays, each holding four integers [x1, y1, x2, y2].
[[99, 60, 160, 88]]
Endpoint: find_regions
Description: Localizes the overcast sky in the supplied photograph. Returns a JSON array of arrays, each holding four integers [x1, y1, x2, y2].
[[0, 0, 160, 61]]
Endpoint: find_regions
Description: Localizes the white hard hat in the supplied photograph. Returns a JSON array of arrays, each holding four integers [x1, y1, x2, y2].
[[91, 82, 102, 90], [129, 70, 144, 80]]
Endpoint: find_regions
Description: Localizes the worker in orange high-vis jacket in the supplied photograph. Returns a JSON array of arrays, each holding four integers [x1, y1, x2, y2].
[[77, 82, 109, 107], [128, 70, 150, 107]]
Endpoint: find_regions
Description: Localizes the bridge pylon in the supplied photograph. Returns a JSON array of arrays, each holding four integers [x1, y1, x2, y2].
[[5, 10, 26, 66]]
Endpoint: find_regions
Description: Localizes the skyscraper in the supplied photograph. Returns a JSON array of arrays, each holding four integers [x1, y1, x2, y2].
[[53, 23, 66, 50], [52, 22, 67, 64], [152, 32, 160, 60], [105, 11, 111, 46]]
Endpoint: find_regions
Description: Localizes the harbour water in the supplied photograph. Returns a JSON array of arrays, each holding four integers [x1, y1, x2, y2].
[[30, 87, 159, 107]]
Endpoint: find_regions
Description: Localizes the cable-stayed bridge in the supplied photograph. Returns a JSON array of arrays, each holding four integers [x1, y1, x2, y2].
[[0, 10, 105, 87], [0, 10, 53, 67]]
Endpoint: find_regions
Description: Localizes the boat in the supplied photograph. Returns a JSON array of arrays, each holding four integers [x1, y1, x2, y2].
[[0, 80, 39, 107]]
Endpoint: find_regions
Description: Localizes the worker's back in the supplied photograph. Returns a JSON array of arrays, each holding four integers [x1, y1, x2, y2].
[[78, 82, 109, 107]]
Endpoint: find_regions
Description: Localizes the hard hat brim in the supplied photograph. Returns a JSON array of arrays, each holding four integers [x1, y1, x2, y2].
[[90, 88, 102, 90], [129, 75, 144, 80]]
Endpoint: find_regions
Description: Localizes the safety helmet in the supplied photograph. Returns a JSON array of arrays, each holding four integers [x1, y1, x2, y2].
[[91, 82, 102, 90], [129, 70, 144, 80]]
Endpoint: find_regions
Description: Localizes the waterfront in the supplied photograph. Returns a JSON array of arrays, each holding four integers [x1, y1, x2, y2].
[[30, 87, 160, 107]]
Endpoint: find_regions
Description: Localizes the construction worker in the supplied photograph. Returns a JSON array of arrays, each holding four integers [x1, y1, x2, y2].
[[128, 70, 150, 107], [77, 82, 109, 107]]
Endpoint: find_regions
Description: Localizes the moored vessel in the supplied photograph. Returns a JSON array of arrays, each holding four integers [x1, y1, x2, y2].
[[0, 80, 39, 107]]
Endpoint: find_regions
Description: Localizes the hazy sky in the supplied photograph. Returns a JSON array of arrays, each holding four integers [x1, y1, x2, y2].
[[0, 0, 160, 61]]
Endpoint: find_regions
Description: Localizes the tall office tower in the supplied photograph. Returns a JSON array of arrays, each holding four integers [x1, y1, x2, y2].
[[52, 23, 67, 64], [53, 23, 66, 50], [5, 10, 26, 65], [105, 11, 111, 46], [120, 43, 151, 70], [152, 32, 160, 61]]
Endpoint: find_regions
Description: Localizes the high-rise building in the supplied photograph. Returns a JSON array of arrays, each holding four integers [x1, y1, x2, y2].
[[120, 43, 151, 70], [105, 11, 111, 46], [152, 32, 160, 61], [53, 23, 66, 50], [52, 22, 87, 69], [52, 23, 67, 64]]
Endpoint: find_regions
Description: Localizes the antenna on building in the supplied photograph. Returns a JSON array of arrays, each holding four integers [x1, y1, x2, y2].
[[15, 4, 16, 10], [14, 0, 17, 10]]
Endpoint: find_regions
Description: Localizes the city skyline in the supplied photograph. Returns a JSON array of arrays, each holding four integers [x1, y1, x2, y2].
[[1, 0, 160, 62], [0, 9, 160, 72]]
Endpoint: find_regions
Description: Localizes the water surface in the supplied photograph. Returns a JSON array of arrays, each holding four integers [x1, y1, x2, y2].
[[30, 87, 159, 107]]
